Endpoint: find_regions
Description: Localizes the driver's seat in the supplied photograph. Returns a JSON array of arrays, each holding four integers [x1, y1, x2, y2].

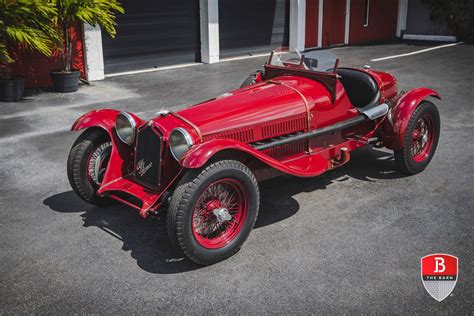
[[336, 68, 380, 109]]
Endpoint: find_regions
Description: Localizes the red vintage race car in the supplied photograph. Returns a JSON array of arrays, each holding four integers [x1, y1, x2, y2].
[[68, 49, 440, 265]]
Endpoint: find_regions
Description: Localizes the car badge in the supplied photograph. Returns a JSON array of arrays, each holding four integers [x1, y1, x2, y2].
[[421, 254, 458, 302], [136, 159, 152, 177]]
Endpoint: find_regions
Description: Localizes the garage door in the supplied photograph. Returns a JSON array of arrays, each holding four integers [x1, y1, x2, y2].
[[102, 0, 200, 74], [219, 0, 290, 58]]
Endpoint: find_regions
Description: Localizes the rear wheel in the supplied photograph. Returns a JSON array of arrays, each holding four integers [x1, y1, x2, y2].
[[167, 160, 259, 265], [67, 128, 113, 206], [394, 101, 440, 174]]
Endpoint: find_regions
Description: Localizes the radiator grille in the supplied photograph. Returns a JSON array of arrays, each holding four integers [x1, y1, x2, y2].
[[134, 125, 162, 188]]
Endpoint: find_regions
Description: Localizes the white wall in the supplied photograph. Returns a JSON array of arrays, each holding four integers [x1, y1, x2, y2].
[[200, 0, 219, 64], [289, 0, 306, 52], [82, 23, 105, 81], [396, 0, 408, 37]]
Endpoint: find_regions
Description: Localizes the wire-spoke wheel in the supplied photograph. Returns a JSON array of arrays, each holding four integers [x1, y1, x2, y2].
[[87, 141, 112, 187], [395, 101, 440, 175], [167, 160, 259, 265], [410, 115, 434, 163], [192, 178, 248, 249]]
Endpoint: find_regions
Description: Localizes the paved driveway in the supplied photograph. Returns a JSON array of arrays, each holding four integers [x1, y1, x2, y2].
[[1, 42, 472, 313]]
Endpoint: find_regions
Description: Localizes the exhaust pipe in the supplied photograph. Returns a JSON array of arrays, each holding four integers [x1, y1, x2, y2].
[[253, 103, 389, 151], [361, 103, 389, 120]]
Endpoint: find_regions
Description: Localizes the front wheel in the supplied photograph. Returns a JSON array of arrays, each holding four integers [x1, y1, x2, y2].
[[394, 101, 440, 174], [167, 160, 259, 265], [67, 128, 113, 206]]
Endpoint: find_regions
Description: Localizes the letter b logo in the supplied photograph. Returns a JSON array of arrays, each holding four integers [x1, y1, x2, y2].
[[434, 257, 445, 273]]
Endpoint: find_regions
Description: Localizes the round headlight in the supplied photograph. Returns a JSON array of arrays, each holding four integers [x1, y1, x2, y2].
[[115, 112, 136, 145], [169, 128, 193, 161]]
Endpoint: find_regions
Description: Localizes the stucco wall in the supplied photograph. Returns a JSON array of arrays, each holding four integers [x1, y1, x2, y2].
[[9, 25, 85, 89]]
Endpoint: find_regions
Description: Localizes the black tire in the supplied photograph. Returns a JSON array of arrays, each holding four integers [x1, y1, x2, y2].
[[394, 101, 440, 175], [167, 160, 260, 265], [67, 128, 113, 206], [240, 70, 265, 88]]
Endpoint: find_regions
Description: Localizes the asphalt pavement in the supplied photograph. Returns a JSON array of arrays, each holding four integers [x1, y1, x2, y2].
[[0, 42, 473, 313]]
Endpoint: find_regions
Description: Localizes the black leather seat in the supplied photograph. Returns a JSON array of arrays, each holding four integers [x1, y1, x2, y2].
[[336, 68, 380, 108]]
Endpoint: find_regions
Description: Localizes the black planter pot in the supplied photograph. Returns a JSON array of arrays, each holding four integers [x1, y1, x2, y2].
[[0, 76, 25, 102], [50, 69, 80, 92]]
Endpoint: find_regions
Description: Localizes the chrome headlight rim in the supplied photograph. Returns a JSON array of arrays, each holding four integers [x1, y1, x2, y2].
[[115, 111, 137, 145], [169, 127, 194, 161]]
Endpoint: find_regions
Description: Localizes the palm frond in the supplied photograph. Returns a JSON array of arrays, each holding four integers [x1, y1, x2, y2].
[[56, 0, 124, 38], [0, 43, 14, 64], [1, 0, 58, 64], [5, 25, 53, 57]]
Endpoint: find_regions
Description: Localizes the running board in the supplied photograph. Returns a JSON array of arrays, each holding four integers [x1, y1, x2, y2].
[[253, 103, 388, 151]]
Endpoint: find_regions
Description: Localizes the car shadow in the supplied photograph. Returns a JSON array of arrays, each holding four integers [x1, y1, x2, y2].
[[256, 145, 404, 225], [44, 145, 405, 274]]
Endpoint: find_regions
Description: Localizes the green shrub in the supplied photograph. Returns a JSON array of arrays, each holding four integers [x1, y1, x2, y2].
[[423, 0, 474, 42]]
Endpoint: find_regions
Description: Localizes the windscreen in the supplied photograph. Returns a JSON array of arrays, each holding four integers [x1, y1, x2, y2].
[[269, 48, 338, 72]]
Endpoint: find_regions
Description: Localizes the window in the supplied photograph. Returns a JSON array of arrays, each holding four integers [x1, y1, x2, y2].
[[363, 0, 370, 27]]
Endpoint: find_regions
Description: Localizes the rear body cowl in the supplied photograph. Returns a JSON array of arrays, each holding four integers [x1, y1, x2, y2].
[[366, 69, 398, 101]]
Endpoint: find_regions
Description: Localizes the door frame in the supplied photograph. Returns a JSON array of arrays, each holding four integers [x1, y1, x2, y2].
[[317, 0, 350, 47]]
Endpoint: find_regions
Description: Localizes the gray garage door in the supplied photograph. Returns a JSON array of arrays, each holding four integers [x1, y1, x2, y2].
[[219, 0, 290, 58], [405, 0, 452, 36], [102, 0, 200, 74]]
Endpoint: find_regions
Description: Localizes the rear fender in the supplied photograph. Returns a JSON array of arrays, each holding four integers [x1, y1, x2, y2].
[[380, 88, 440, 149], [180, 139, 329, 177]]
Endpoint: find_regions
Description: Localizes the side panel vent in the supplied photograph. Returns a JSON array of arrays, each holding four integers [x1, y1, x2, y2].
[[261, 114, 306, 139], [204, 127, 254, 143]]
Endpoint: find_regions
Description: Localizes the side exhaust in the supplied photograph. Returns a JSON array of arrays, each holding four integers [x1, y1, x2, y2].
[[361, 102, 389, 120], [253, 103, 389, 151]]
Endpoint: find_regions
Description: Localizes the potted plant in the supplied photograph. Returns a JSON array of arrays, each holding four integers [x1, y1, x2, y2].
[[51, 0, 124, 92], [0, 0, 56, 102]]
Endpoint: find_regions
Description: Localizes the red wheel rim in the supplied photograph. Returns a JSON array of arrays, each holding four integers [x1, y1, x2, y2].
[[192, 178, 248, 249], [410, 114, 435, 163]]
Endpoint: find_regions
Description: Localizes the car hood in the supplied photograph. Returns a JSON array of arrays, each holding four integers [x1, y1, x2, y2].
[[175, 76, 331, 143]]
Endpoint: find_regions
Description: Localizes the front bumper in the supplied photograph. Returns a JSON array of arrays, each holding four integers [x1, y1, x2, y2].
[[98, 176, 165, 217]]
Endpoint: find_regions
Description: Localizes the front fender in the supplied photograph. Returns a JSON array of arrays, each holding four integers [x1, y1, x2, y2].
[[381, 88, 440, 149], [71, 109, 144, 137], [71, 109, 145, 191], [180, 139, 329, 177]]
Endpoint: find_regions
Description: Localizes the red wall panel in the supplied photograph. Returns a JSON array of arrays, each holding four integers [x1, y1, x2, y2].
[[349, 0, 399, 44], [305, 0, 319, 48], [9, 25, 85, 89]]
